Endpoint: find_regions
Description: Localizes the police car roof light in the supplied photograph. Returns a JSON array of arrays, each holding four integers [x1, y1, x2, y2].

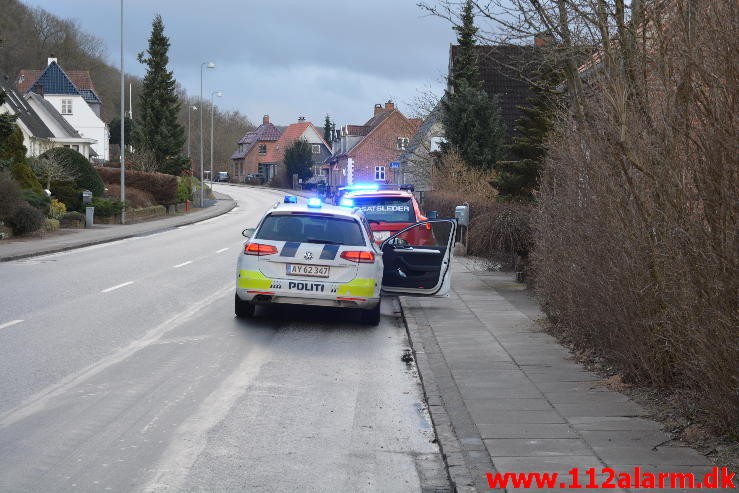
[[307, 197, 322, 208], [339, 198, 354, 207], [347, 183, 379, 191], [284, 195, 298, 203]]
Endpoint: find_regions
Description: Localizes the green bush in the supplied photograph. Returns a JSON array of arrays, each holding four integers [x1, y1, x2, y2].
[[177, 176, 196, 202], [10, 160, 43, 193], [50, 180, 82, 211], [22, 188, 51, 215], [90, 197, 124, 217], [7, 203, 44, 235], [43, 218, 59, 231], [0, 171, 24, 220], [40, 147, 104, 196], [59, 210, 85, 228]]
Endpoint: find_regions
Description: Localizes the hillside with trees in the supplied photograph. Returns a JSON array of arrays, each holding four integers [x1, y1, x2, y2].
[[0, 0, 253, 168]]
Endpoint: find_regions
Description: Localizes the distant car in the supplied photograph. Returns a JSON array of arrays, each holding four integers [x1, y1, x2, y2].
[[214, 171, 230, 182], [342, 184, 433, 244], [235, 195, 456, 325], [245, 173, 266, 184]]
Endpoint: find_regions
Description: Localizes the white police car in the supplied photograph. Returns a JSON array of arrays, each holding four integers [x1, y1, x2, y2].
[[235, 195, 456, 325]]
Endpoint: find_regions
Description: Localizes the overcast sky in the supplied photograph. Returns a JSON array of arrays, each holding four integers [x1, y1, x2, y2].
[[21, 0, 457, 127]]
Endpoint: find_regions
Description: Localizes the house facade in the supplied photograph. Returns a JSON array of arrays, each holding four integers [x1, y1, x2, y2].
[[16, 57, 108, 161], [262, 117, 332, 185], [0, 75, 95, 158], [398, 103, 445, 194], [230, 115, 281, 182], [325, 101, 421, 188]]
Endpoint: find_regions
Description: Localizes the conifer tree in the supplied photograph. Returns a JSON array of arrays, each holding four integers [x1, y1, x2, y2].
[[136, 15, 185, 173], [323, 114, 333, 147], [441, 0, 505, 172], [283, 139, 314, 181]]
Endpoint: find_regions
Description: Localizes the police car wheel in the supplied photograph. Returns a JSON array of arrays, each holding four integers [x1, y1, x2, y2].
[[360, 301, 381, 326], [235, 294, 255, 318]]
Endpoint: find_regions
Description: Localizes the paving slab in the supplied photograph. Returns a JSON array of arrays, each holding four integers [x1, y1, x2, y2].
[[399, 256, 714, 492]]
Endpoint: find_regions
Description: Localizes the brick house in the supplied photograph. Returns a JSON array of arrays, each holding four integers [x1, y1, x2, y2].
[[325, 101, 421, 187], [262, 117, 332, 185], [230, 115, 281, 182]]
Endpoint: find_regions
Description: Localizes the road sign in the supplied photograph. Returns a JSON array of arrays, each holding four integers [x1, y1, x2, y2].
[[389, 161, 400, 169]]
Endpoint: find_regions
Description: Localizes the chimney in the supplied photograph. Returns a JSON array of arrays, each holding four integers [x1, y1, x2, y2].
[[534, 32, 553, 47], [263, 114, 270, 124], [48, 54, 57, 66], [374, 103, 383, 116], [298, 116, 305, 122], [384, 100, 395, 111], [32, 83, 44, 96]]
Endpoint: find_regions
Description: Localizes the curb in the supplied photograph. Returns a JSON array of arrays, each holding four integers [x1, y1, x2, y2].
[[0, 198, 236, 262], [399, 296, 477, 493]]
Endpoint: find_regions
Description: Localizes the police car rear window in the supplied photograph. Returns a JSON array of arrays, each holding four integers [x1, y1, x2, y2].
[[256, 214, 366, 246], [351, 197, 415, 223]]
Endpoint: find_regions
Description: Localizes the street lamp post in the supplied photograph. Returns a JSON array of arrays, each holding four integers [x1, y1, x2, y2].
[[119, 0, 125, 224], [187, 105, 197, 159], [199, 61, 215, 207], [210, 90, 223, 191]]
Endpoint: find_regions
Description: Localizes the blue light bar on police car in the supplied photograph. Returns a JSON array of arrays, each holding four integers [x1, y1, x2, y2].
[[346, 183, 379, 191], [339, 198, 354, 207], [284, 195, 298, 203], [307, 198, 322, 208]]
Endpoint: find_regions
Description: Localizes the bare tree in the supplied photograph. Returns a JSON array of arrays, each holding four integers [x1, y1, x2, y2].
[[29, 150, 78, 189]]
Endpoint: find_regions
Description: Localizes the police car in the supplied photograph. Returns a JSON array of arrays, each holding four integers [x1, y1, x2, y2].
[[235, 195, 456, 325]]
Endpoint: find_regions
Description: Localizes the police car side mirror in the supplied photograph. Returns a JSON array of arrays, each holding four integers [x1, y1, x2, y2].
[[242, 227, 256, 238]]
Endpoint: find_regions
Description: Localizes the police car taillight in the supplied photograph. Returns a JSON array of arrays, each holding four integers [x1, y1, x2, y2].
[[340, 251, 375, 263], [244, 243, 278, 256]]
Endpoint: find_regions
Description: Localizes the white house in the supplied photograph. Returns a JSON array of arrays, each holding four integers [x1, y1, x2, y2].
[[0, 75, 95, 159], [16, 58, 108, 161]]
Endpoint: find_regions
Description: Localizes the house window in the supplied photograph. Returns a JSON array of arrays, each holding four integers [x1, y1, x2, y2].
[[374, 166, 386, 181], [61, 99, 73, 114], [396, 137, 409, 150], [258, 144, 267, 155], [311, 144, 320, 154]]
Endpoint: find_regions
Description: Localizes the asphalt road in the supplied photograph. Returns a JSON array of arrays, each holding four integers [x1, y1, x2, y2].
[[0, 184, 446, 492]]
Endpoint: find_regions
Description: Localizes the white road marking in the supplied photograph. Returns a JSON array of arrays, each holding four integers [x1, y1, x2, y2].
[[101, 281, 134, 293], [173, 261, 192, 268], [0, 320, 23, 331], [215, 248, 229, 254], [0, 285, 232, 429]]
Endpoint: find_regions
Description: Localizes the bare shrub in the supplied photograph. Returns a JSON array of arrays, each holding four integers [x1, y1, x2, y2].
[[531, 1, 738, 431], [430, 149, 497, 201], [103, 184, 156, 209]]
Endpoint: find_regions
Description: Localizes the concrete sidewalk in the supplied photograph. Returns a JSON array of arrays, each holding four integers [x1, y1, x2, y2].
[[0, 193, 236, 262], [400, 257, 714, 492]]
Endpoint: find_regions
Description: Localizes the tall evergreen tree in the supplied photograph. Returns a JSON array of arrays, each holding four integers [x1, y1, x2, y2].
[[441, 85, 505, 171], [135, 15, 185, 173], [494, 68, 561, 200], [450, 0, 481, 91], [323, 114, 333, 148], [283, 139, 314, 182], [441, 0, 505, 172]]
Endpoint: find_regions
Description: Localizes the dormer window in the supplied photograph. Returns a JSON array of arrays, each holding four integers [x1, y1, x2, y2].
[[61, 99, 73, 114], [396, 137, 409, 150], [258, 144, 267, 155]]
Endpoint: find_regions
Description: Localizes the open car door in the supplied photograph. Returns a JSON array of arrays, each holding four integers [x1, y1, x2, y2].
[[380, 219, 456, 297]]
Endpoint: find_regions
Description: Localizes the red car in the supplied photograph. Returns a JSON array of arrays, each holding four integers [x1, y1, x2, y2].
[[343, 186, 434, 245]]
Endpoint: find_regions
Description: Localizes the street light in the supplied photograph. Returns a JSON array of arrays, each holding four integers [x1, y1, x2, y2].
[[210, 90, 223, 190], [187, 105, 197, 158], [199, 61, 215, 207], [119, 0, 125, 224]]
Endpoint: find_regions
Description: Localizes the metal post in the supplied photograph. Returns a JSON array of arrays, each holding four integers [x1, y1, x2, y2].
[[119, 0, 125, 224], [210, 90, 222, 193], [199, 62, 215, 208]]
